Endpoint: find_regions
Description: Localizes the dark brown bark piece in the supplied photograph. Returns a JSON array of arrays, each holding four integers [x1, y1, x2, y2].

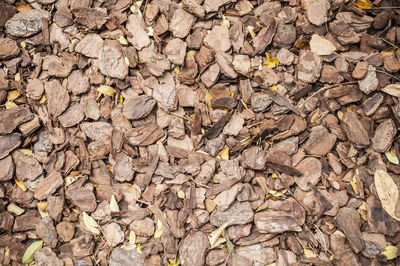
[[334, 207, 364, 253], [12, 150, 43, 182], [341, 112, 370, 148], [179, 231, 209, 266], [0, 107, 33, 134], [36, 217, 58, 248], [126, 123, 164, 146], [44, 79, 70, 117], [66, 187, 97, 212], [34, 171, 63, 200], [371, 119, 397, 153], [304, 125, 337, 156], [0, 133, 20, 159]]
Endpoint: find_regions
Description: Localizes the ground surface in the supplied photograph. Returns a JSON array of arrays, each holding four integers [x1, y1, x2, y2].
[[1, 0, 400, 265]]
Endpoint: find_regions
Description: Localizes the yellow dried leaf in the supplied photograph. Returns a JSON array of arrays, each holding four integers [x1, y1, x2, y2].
[[39, 95, 46, 104], [14, 73, 20, 82], [124, 56, 130, 67], [304, 248, 317, 258], [382, 245, 398, 260], [168, 257, 180, 266], [119, 95, 124, 103], [17, 149, 33, 156], [14, 177, 27, 191], [337, 110, 344, 120], [20, 41, 26, 48], [37, 201, 48, 212], [205, 90, 213, 110], [221, 16, 230, 28], [350, 181, 358, 194], [247, 26, 256, 39], [270, 86, 277, 91], [129, 230, 136, 245], [97, 85, 116, 97], [110, 195, 120, 212], [5, 101, 17, 109], [7, 203, 25, 215], [256, 201, 268, 212], [174, 65, 180, 75], [381, 47, 397, 58], [82, 212, 100, 234], [209, 222, 230, 249], [187, 50, 196, 57], [374, 170, 400, 221], [263, 52, 279, 68], [7, 90, 21, 101], [205, 199, 215, 213], [65, 175, 80, 187], [219, 145, 229, 160], [154, 218, 163, 238], [177, 190, 185, 199], [118, 35, 128, 46], [385, 146, 399, 165], [355, 0, 373, 9], [16, 2, 32, 12], [333, 230, 345, 237]]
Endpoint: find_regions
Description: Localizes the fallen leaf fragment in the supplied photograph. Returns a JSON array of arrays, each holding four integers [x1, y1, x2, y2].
[[263, 52, 279, 68], [374, 170, 400, 221], [129, 231, 136, 245], [7, 90, 21, 101], [209, 222, 230, 249], [110, 195, 120, 212], [304, 248, 318, 258], [309, 34, 336, 56], [97, 85, 116, 97], [168, 256, 180, 266], [177, 190, 185, 199], [385, 147, 399, 165], [381, 245, 398, 260], [82, 212, 101, 234], [16, 2, 32, 12], [154, 218, 163, 238], [14, 177, 27, 191], [382, 83, 400, 97], [7, 203, 24, 215], [22, 240, 43, 264], [218, 145, 229, 160], [39, 95, 46, 104], [355, 0, 373, 9], [381, 47, 397, 58]]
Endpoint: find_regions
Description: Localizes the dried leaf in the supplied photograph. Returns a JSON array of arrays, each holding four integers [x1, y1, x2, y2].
[[374, 170, 400, 221], [355, 0, 373, 9], [97, 85, 116, 97], [37, 201, 48, 212], [263, 52, 279, 68], [218, 145, 229, 160], [154, 218, 163, 238], [118, 35, 128, 46], [110, 195, 120, 212], [385, 147, 399, 165], [20, 243, 37, 261], [304, 248, 318, 258], [16, 2, 32, 12], [382, 83, 400, 98], [14, 177, 27, 191], [381, 47, 397, 58], [129, 230, 136, 245], [39, 95, 46, 104], [168, 256, 181, 266], [381, 245, 398, 260], [7, 203, 25, 215], [256, 201, 269, 212], [5, 101, 18, 109], [224, 234, 235, 253], [22, 240, 43, 264], [221, 16, 230, 28], [209, 222, 230, 248], [7, 90, 21, 101], [296, 40, 310, 50], [83, 212, 101, 234], [177, 190, 185, 199], [309, 34, 336, 56]]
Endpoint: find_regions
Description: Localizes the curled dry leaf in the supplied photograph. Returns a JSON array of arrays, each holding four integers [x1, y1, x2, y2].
[[208, 221, 230, 249], [374, 170, 400, 221], [354, 0, 373, 9], [82, 212, 100, 235], [381, 245, 398, 260], [385, 147, 399, 165], [97, 85, 116, 97]]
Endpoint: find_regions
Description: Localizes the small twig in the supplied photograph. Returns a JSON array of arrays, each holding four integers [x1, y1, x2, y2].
[[380, 36, 400, 50], [362, 68, 400, 82], [362, 6, 400, 10], [166, 111, 192, 121], [298, 81, 358, 108]]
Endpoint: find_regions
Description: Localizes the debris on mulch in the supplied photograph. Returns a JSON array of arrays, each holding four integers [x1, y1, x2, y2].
[[2, 0, 400, 265]]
